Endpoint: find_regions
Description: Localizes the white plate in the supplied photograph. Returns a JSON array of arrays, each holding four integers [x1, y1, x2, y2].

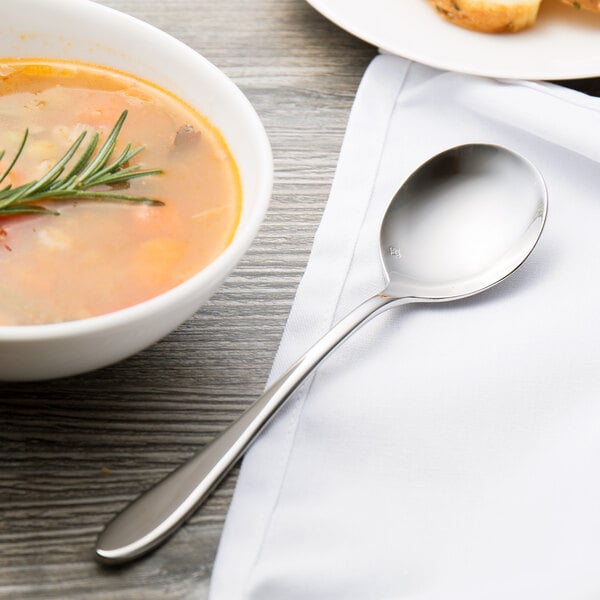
[[306, 0, 600, 80]]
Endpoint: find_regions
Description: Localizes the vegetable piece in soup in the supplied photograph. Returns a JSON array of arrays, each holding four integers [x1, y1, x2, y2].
[[0, 59, 241, 325]]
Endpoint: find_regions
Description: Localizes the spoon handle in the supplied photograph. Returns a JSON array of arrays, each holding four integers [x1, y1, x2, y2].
[[95, 293, 400, 564]]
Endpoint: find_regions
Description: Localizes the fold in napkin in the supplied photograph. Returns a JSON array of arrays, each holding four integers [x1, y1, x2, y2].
[[209, 55, 600, 599]]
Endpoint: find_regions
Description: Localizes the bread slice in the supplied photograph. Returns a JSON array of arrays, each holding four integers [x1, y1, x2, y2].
[[560, 0, 600, 12], [429, 0, 542, 32]]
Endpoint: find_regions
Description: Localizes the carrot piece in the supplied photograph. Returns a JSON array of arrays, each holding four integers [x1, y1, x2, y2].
[[76, 98, 128, 128], [132, 237, 188, 287], [1, 167, 24, 188], [130, 204, 183, 236]]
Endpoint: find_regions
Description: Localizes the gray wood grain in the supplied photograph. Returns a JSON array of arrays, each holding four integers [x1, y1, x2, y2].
[[0, 1, 375, 598]]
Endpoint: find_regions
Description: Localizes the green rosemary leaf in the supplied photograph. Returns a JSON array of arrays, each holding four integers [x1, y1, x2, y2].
[[0, 204, 58, 215], [0, 110, 163, 217], [59, 131, 97, 185], [22, 189, 164, 205], [74, 110, 127, 185], [16, 131, 88, 199], [0, 181, 40, 209], [0, 129, 28, 186], [83, 144, 143, 186], [91, 168, 164, 187], [0, 183, 13, 197]]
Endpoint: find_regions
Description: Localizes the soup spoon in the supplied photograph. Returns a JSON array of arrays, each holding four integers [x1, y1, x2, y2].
[[96, 143, 548, 564]]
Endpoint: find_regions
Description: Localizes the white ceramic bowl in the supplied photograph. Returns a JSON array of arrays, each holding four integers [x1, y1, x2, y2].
[[0, 0, 273, 381]]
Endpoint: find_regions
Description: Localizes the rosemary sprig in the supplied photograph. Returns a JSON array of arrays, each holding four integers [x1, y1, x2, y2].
[[0, 110, 164, 217]]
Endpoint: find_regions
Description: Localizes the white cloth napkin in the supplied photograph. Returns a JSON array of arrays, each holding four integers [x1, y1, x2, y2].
[[208, 55, 600, 599]]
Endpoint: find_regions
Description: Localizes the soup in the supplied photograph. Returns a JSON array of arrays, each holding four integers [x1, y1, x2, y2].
[[0, 59, 241, 325]]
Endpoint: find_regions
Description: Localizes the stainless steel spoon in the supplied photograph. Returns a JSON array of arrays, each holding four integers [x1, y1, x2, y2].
[[96, 143, 548, 564]]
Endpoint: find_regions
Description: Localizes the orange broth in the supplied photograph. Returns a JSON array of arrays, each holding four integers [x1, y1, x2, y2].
[[0, 59, 241, 325]]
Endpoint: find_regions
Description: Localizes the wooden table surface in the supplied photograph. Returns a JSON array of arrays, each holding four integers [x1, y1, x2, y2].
[[1, 2, 597, 599], [0, 1, 375, 598]]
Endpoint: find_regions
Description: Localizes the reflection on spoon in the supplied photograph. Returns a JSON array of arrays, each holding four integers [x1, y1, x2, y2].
[[96, 143, 548, 564]]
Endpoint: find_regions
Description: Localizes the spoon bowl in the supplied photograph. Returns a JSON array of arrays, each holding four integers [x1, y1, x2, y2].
[[381, 144, 547, 300], [96, 143, 548, 564]]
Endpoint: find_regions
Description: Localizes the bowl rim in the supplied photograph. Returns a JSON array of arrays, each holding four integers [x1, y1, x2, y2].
[[0, 0, 273, 341]]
